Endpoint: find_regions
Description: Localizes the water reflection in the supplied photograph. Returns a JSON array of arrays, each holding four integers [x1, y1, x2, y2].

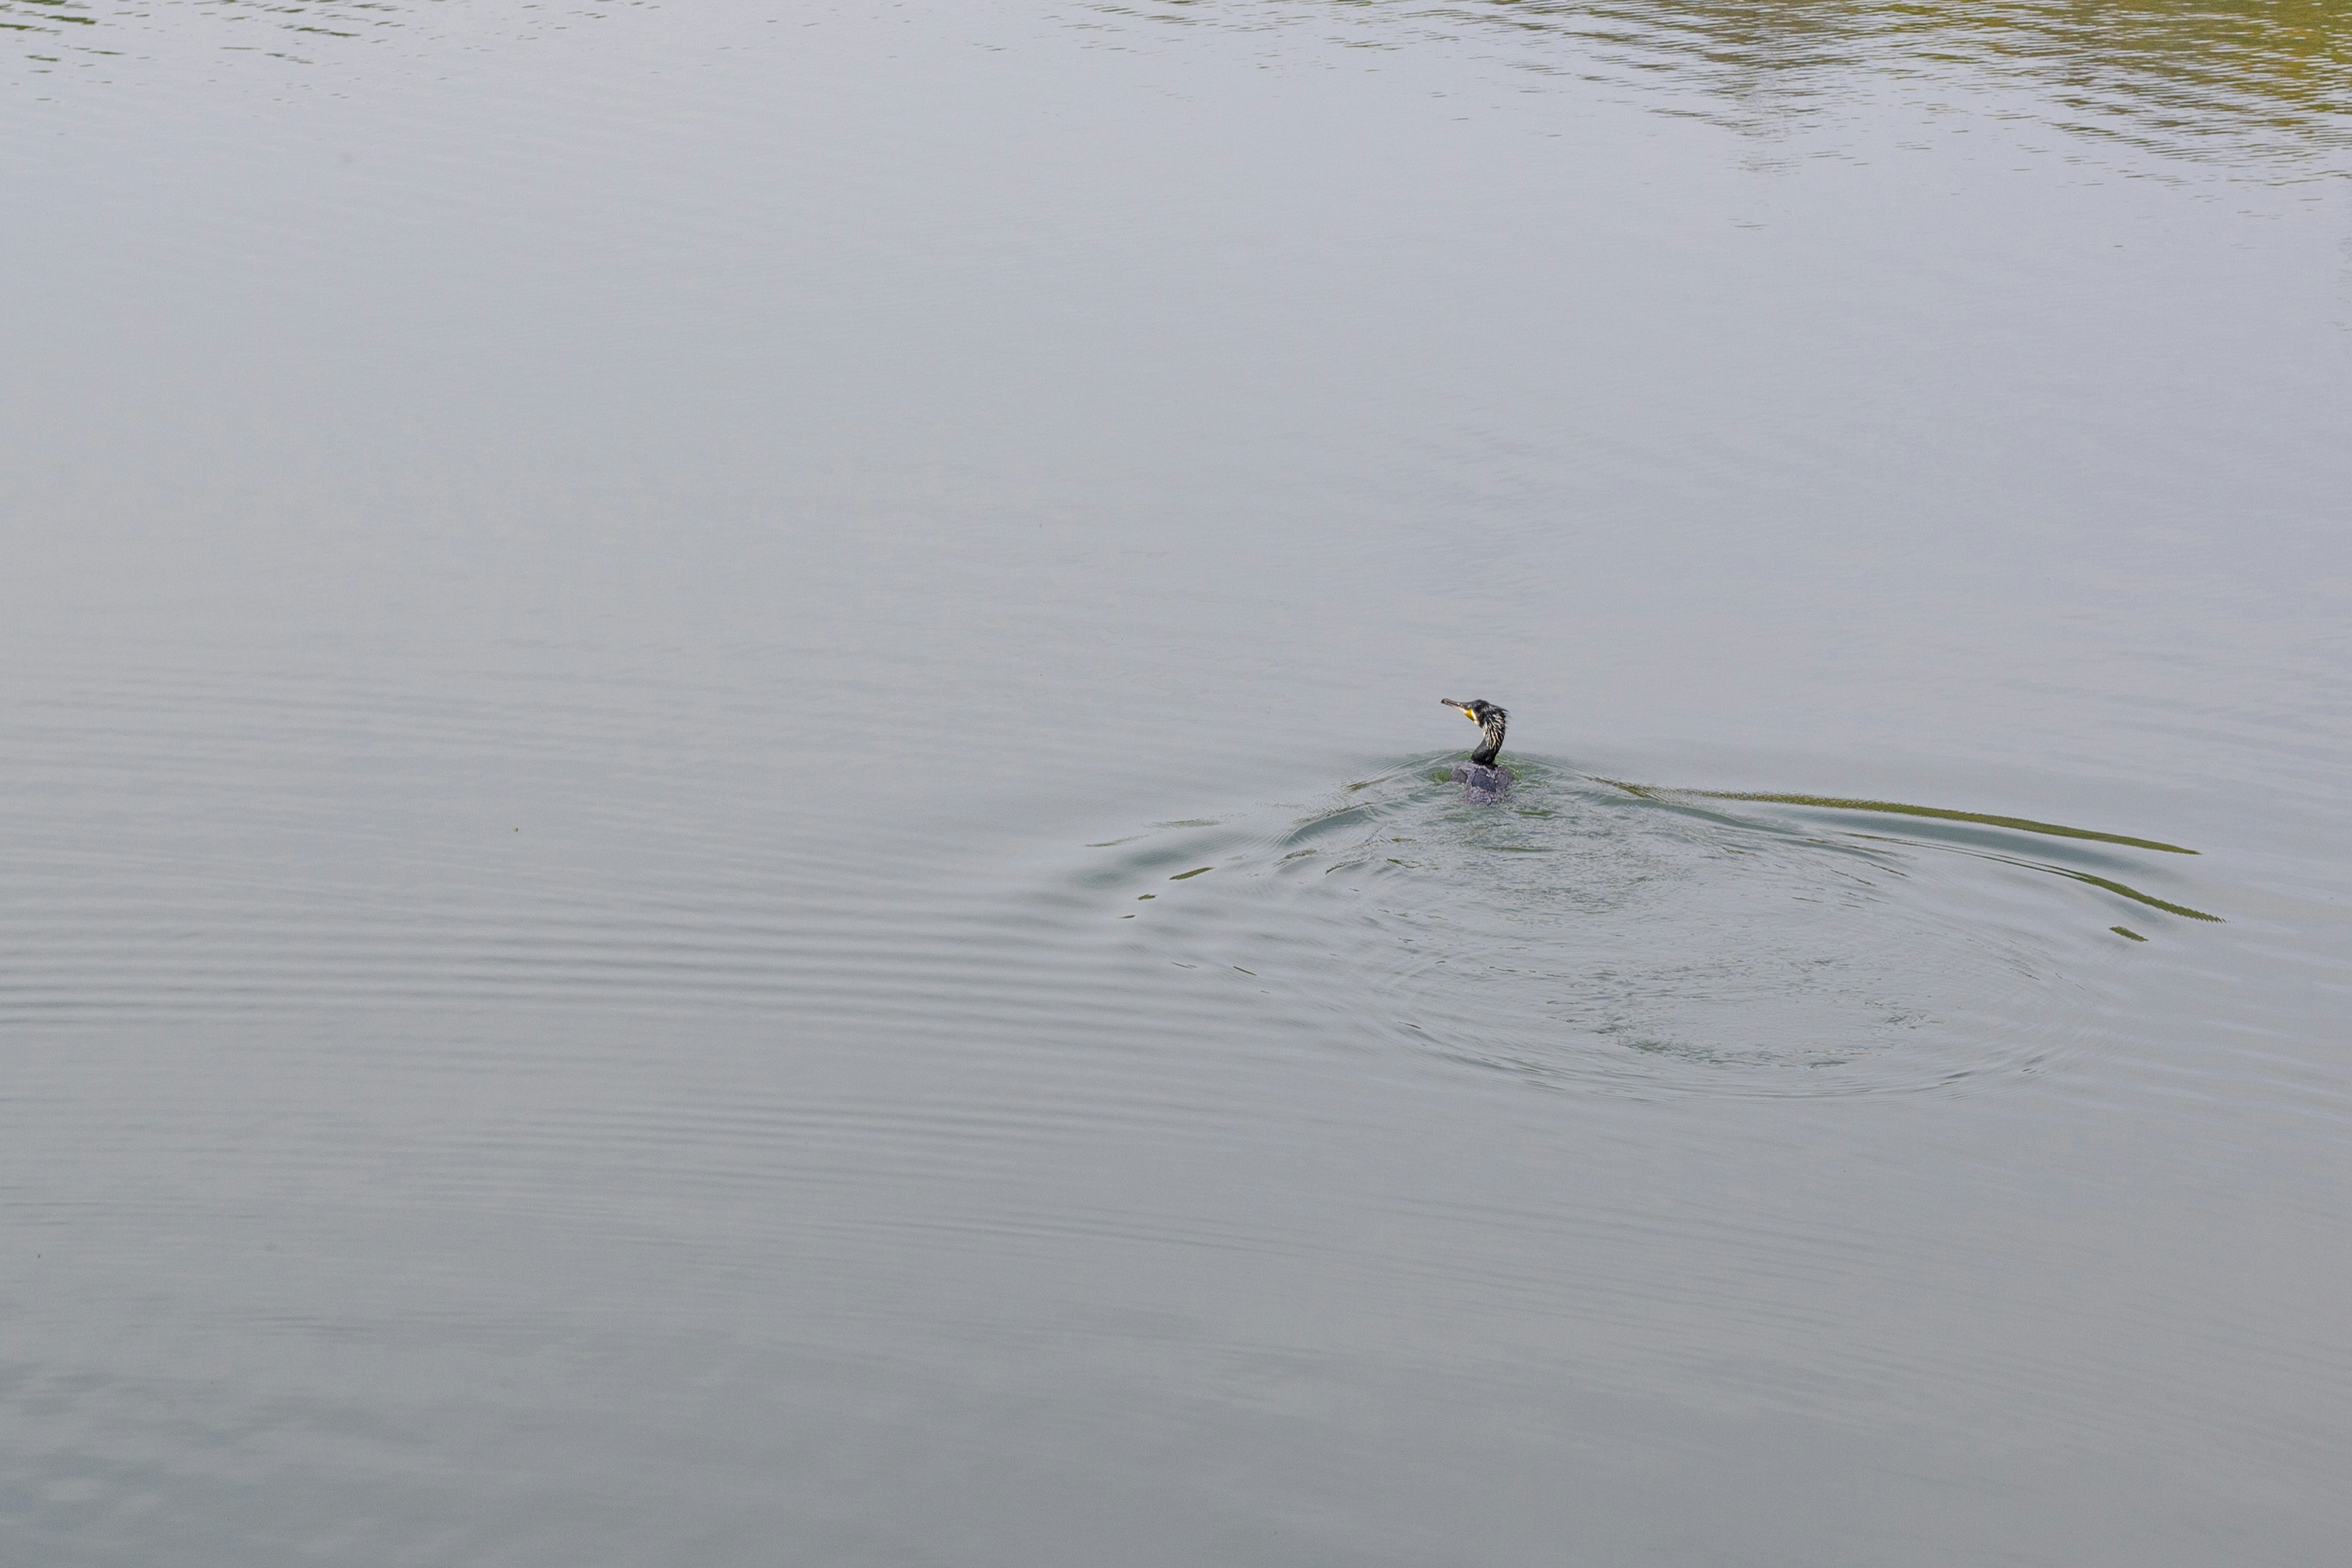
[[12, 0, 2347, 169], [1104, 0, 2352, 168], [2, 0, 395, 45], [1, 0, 567, 75]]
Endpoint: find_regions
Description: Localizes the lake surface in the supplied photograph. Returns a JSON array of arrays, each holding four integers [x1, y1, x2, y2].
[[4, 2, 2350, 1562]]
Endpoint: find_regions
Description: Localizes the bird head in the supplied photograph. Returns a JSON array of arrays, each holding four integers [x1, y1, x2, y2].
[[1440, 698, 1509, 763]]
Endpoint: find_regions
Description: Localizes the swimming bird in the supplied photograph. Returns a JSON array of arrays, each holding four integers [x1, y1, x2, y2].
[[1440, 698, 1512, 801]]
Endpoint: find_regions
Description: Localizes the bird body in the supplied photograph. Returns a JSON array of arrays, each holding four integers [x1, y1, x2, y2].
[[1450, 760, 1513, 802], [1440, 698, 1512, 801]]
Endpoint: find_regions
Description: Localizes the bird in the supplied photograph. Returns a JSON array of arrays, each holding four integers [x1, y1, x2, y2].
[[1440, 698, 1512, 801]]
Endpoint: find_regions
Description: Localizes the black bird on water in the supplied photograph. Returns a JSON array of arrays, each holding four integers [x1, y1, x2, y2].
[[1441, 698, 1512, 801]]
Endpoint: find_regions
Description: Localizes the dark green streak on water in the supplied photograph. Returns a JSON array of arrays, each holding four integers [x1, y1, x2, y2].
[[1596, 779, 2223, 922], [1594, 780, 2196, 854], [1841, 832, 2225, 923], [2051, 867, 2222, 922]]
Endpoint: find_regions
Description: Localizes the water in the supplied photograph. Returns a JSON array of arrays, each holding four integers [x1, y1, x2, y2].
[[4, 2, 2350, 1562]]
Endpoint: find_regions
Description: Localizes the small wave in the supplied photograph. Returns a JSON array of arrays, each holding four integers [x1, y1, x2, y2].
[[1052, 758, 2212, 1098]]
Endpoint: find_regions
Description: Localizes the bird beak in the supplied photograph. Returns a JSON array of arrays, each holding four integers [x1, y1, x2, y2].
[[1440, 699, 1474, 719]]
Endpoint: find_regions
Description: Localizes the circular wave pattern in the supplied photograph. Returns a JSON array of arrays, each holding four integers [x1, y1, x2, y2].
[[1064, 759, 2180, 1098]]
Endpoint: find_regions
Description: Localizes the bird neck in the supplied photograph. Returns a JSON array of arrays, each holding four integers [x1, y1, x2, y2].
[[1470, 722, 1504, 767]]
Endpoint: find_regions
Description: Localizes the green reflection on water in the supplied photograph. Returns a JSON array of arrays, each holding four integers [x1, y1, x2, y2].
[[2051, 867, 2221, 922], [1885, 837, 2228, 922], [1594, 778, 2195, 853], [1599, 777, 2225, 922], [1569, 1, 2352, 111], [12, 1, 2349, 167], [1309, 0, 2352, 164], [1687, 788, 2193, 854]]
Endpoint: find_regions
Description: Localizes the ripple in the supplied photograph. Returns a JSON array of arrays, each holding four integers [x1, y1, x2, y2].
[[1052, 759, 2217, 1098]]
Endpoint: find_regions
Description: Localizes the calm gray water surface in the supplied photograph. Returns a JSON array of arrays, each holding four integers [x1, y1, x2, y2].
[[5, 2, 2351, 1562]]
